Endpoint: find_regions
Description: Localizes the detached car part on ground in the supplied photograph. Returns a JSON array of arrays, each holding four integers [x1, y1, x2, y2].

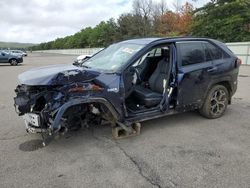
[[14, 37, 240, 146]]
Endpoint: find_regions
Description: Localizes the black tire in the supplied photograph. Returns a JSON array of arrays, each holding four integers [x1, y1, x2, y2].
[[9, 59, 18, 66], [199, 85, 229, 119]]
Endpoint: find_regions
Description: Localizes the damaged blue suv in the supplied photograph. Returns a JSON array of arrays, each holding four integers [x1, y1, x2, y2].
[[14, 37, 240, 145]]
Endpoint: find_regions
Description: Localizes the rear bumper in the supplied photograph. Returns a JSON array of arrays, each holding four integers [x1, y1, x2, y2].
[[231, 80, 238, 97], [18, 58, 23, 63]]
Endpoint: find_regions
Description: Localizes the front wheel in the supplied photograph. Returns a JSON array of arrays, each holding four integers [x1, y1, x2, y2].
[[199, 85, 229, 119], [10, 59, 18, 66]]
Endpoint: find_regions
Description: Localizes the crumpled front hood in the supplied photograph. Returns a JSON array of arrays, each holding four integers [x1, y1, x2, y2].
[[18, 64, 101, 86]]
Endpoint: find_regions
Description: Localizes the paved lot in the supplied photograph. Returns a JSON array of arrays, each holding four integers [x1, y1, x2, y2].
[[0, 53, 250, 188]]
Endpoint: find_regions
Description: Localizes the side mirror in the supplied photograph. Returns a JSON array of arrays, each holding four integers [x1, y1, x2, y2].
[[1, 53, 5, 56]]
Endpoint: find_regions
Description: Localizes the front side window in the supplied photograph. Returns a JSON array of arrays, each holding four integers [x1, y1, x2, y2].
[[84, 43, 144, 72], [179, 42, 206, 66]]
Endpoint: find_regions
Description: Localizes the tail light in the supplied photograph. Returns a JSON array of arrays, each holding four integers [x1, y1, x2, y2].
[[235, 58, 242, 68]]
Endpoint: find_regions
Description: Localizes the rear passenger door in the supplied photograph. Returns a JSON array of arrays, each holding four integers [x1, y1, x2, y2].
[[176, 41, 214, 110]]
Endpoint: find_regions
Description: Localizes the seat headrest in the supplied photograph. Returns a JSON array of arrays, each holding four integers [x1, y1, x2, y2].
[[161, 48, 170, 59]]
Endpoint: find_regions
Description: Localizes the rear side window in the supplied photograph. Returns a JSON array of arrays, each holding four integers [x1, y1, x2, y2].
[[179, 42, 205, 66], [204, 42, 230, 60]]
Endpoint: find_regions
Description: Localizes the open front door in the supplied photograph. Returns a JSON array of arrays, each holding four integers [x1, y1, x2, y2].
[[123, 43, 176, 118]]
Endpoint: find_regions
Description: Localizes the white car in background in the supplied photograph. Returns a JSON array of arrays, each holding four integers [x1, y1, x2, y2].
[[11, 50, 27, 57]]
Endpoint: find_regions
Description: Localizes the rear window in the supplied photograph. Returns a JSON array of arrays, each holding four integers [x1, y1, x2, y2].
[[204, 42, 230, 60], [179, 42, 205, 66]]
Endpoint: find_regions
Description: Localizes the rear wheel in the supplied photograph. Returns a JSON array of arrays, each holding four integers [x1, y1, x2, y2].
[[199, 85, 229, 119], [10, 59, 18, 66]]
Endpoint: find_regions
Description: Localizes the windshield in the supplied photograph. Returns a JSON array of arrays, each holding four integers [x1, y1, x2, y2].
[[84, 43, 144, 72]]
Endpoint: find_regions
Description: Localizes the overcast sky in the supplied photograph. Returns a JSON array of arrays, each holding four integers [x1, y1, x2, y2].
[[0, 0, 209, 43]]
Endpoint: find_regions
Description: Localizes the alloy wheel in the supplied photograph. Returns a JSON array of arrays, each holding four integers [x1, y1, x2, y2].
[[10, 59, 18, 66], [210, 89, 227, 116]]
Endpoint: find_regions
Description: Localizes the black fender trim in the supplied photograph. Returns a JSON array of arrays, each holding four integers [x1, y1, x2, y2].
[[202, 77, 234, 107], [51, 97, 120, 131]]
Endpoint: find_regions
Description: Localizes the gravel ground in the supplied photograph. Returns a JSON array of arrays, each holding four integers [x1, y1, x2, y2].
[[0, 53, 249, 188]]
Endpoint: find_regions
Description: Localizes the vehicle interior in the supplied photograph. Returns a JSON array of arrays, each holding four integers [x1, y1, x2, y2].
[[124, 45, 172, 113]]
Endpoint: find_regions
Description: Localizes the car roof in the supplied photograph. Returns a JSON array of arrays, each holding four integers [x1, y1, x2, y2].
[[120, 38, 161, 45], [120, 37, 221, 45]]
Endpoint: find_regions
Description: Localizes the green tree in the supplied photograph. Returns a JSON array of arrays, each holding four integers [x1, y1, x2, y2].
[[191, 0, 250, 42], [117, 13, 143, 39]]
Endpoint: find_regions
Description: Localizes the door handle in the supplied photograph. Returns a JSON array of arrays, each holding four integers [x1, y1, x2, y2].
[[207, 67, 217, 73]]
